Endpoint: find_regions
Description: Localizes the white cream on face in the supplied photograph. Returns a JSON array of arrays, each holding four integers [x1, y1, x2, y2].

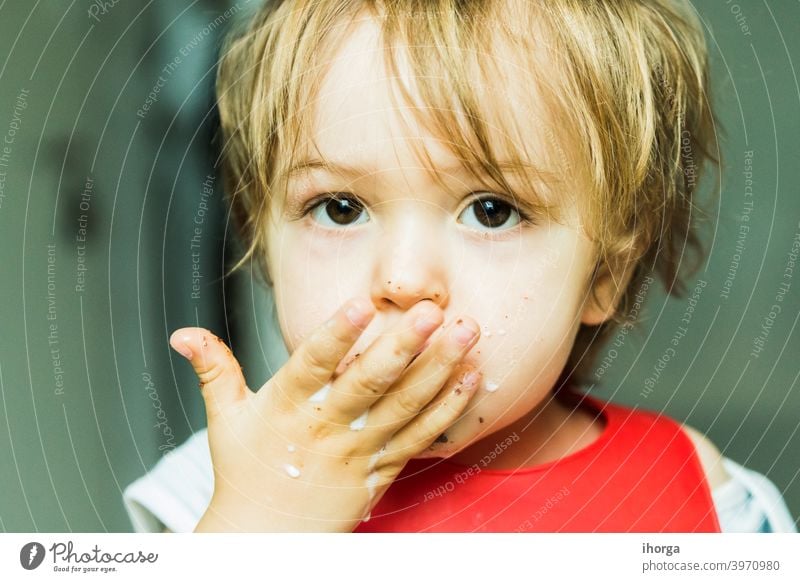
[[283, 463, 301, 478]]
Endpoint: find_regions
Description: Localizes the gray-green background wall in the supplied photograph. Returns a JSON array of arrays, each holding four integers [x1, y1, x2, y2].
[[0, 1, 797, 531]]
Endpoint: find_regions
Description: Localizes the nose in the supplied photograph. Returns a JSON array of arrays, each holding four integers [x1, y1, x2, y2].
[[369, 214, 449, 313]]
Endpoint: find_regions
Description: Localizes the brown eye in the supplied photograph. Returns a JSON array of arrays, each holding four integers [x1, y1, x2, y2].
[[459, 195, 521, 231], [307, 194, 368, 227]]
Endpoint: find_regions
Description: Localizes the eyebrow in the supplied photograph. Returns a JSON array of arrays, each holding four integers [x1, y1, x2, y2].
[[286, 158, 466, 179], [284, 157, 541, 181]]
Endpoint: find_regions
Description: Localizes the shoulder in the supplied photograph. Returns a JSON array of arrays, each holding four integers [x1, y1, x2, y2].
[[677, 424, 796, 532], [713, 457, 798, 532], [680, 424, 731, 490]]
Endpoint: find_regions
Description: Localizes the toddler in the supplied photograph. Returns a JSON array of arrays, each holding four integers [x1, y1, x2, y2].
[[124, 0, 795, 532]]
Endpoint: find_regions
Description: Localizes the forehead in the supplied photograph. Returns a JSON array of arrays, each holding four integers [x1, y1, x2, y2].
[[293, 12, 570, 185], [303, 17, 451, 171]]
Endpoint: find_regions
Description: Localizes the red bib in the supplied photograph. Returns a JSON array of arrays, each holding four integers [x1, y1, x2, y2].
[[355, 391, 721, 532]]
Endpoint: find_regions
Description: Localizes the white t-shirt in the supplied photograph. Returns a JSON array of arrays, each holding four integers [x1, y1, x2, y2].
[[122, 429, 798, 533]]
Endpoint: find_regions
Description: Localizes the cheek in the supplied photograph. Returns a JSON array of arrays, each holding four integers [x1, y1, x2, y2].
[[271, 229, 369, 353], [459, 239, 585, 371], [273, 264, 341, 354], [277, 300, 330, 354], [423, 241, 589, 453]]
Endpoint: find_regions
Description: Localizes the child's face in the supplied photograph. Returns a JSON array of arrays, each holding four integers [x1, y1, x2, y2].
[[266, 16, 603, 457]]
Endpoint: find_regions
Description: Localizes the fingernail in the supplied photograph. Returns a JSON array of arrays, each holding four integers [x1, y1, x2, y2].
[[462, 371, 480, 388], [171, 337, 193, 360], [346, 299, 372, 328], [172, 343, 192, 362], [451, 319, 478, 345], [415, 314, 440, 335], [454, 371, 480, 396]]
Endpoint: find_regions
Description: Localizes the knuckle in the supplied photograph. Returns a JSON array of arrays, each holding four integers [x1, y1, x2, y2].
[[307, 419, 336, 441], [302, 346, 332, 379], [394, 339, 415, 362], [348, 370, 383, 396], [319, 338, 346, 363], [336, 440, 360, 460], [196, 362, 226, 386], [314, 324, 350, 355], [438, 401, 458, 419], [325, 320, 356, 348], [417, 411, 446, 440], [360, 355, 399, 382], [393, 389, 424, 419], [432, 349, 459, 370], [385, 350, 412, 376]]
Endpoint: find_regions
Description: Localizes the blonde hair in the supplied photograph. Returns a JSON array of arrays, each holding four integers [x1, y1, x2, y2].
[[215, 0, 718, 387]]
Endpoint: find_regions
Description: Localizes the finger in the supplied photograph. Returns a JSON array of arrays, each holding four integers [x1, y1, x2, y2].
[[169, 327, 248, 418], [269, 297, 375, 405], [378, 369, 481, 465], [364, 316, 480, 433], [327, 300, 445, 418]]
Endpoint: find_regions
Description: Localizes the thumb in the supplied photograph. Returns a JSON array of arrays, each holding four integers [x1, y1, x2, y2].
[[169, 327, 248, 416]]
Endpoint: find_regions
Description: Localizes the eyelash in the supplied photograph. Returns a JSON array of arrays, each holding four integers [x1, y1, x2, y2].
[[296, 192, 536, 235]]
